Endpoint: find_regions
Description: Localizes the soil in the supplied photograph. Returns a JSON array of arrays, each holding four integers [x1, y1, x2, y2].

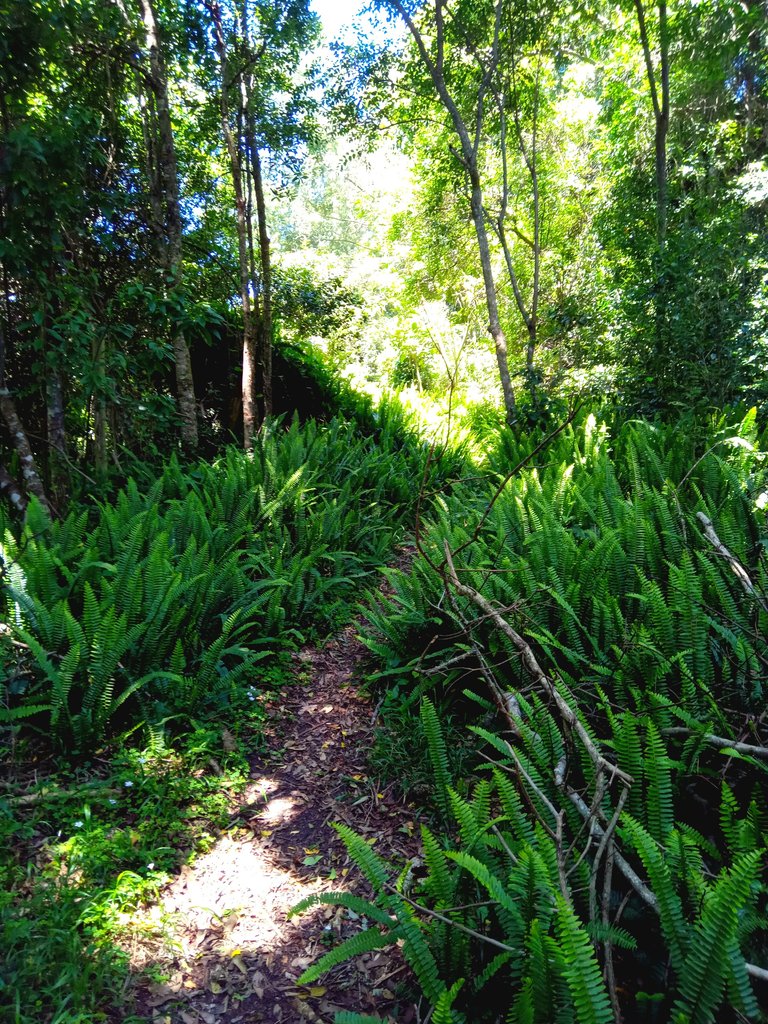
[[129, 548, 424, 1024]]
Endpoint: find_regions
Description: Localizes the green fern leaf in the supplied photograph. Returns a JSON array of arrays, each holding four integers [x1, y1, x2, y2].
[[288, 891, 393, 927], [297, 927, 396, 985], [554, 898, 613, 1024]]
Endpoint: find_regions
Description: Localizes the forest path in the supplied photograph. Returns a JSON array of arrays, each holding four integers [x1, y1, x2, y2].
[[130, 548, 420, 1024]]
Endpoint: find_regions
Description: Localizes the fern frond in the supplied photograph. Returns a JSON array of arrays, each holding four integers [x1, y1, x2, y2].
[[288, 890, 393, 927], [333, 823, 390, 893], [421, 696, 452, 819], [554, 899, 613, 1024], [672, 850, 762, 1024], [297, 927, 397, 985]]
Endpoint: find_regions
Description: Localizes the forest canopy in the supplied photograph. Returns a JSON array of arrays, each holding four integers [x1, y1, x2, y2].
[[0, 0, 765, 498]]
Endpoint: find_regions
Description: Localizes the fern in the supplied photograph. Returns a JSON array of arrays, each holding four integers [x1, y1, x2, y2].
[[622, 816, 689, 975], [672, 851, 763, 1023], [288, 891, 393, 927], [333, 823, 390, 893], [553, 899, 613, 1024], [296, 927, 398, 985], [421, 697, 452, 819], [333, 1015, 386, 1024]]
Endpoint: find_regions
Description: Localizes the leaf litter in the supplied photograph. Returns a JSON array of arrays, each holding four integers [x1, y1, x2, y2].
[[130, 549, 422, 1023]]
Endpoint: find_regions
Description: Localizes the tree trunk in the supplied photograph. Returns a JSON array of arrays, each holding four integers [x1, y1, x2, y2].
[[251, 145, 273, 420], [0, 463, 26, 514], [138, 0, 198, 451], [209, 1, 258, 448], [0, 389, 53, 516], [0, 308, 52, 515], [633, 0, 671, 355], [470, 175, 517, 422], [46, 368, 68, 504], [656, 0, 669, 251], [386, 0, 517, 423]]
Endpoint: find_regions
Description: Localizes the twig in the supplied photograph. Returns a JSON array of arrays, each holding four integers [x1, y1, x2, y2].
[[444, 543, 633, 789], [449, 403, 581, 563], [386, 883, 518, 954], [7, 784, 120, 807], [696, 511, 768, 613], [567, 790, 656, 909]]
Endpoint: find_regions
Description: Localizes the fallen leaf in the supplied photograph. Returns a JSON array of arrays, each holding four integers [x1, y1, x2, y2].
[[232, 955, 248, 975]]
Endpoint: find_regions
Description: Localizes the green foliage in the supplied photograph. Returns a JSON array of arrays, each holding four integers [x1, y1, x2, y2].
[[355, 404, 768, 1021], [420, 697, 452, 820], [0, 726, 251, 1024], [0, 411, 443, 746]]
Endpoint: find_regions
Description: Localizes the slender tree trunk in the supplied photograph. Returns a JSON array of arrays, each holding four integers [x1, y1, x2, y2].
[[634, 0, 671, 355], [138, 0, 198, 451], [633, 0, 669, 249], [0, 309, 52, 515], [251, 145, 273, 419], [387, 0, 517, 422], [209, 1, 258, 448], [0, 390, 53, 516], [655, 0, 669, 250], [46, 368, 68, 504], [469, 173, 517, 420]]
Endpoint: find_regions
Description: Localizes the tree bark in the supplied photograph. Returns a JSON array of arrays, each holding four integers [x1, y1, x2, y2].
[[385, 0, 517, 423], [0, 306, 52, 515], [138, 0, 199, 451], [251, 144, 273, 420], [0, 389, 53, 516], [46, 368, 68, 504], [469, 175, 517, 420], [633, 0, 671, 356]]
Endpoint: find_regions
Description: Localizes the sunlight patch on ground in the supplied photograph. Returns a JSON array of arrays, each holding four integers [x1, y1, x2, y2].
[[158, 835, 320, 954]]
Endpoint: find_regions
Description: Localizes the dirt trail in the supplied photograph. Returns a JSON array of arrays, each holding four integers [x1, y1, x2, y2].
[[130, 552, 422, 1024]]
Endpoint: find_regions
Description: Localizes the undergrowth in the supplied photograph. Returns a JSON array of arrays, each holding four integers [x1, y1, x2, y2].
[[0, 403, 460, 1024], [0, 407, 452, 750], [298, 405, 768, 1023]]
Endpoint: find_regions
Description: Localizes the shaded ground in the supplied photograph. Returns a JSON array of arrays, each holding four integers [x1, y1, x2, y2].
[[130, 551, 423, 1024]]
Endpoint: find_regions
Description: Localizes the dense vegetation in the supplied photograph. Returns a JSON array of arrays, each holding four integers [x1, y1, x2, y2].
[[1, 0, 767, 1022], [296, 406, 768, 1022]]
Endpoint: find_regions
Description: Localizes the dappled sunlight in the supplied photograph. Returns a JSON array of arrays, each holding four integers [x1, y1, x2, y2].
[[122, 617, 421, 1022], [137, 833, 327, 962]]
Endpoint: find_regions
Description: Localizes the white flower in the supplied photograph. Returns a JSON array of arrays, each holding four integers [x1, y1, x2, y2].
[[147, 862, 155, 871], [74, 821, 83, 828], [124, 780, 134, 788], [108, 798, 117, 805]]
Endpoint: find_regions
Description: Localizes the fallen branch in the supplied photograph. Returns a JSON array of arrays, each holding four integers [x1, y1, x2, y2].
[[441, 542, 768, 986], [5, 784, 120, 807], [662, 727, 768, 760], [444, 542, 632, 788], [696, 511, 768, 613], [385, 883, 518, 955]]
